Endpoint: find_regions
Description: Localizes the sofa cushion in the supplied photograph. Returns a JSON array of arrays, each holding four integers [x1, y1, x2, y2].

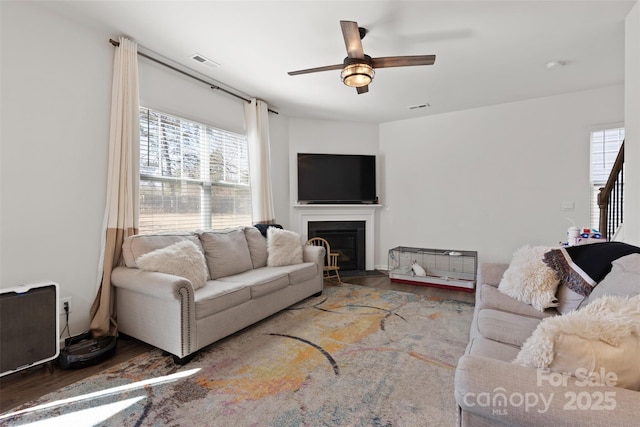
[[466, 336, 520, 362], [514, 294, 640, 391], [217, 269, 289, 299], [264, 262, 318, 285], [136, 240, 208, 290], [498, 245, 559, 311], [199, 228, 253, 280], [267, 227, 303, 267], [478, 284, 557, 319], [543, 241, 640, 297], [244, 226, 268, 268], [283, 262, 318, 285], [194, 281, 251, 319], [122, 232, 203, 269], [477, 309, 542, 347]]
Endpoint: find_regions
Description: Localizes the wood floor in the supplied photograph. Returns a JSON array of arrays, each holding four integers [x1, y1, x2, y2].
[[0, 273, 475, 413]]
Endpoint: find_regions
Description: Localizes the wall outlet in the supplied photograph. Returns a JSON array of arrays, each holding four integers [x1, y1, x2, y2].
[[60, 297, 72, 315]]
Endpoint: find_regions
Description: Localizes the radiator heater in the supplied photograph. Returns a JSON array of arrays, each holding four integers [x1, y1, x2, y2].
[[0, 282, 59, 377]]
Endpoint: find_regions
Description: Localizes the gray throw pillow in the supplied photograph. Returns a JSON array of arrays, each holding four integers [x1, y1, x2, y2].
[[580, 253, 640, 308], [199, 228, 253, 279], [244, 226, 268, 268]]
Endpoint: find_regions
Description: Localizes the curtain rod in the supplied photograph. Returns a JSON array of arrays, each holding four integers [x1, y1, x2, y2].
[[109, 39, 277, 114]]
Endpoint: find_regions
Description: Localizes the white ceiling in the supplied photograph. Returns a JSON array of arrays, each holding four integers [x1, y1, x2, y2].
[[41, 0, 635, 123]]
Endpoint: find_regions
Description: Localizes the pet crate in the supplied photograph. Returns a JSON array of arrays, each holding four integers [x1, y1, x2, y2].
[[388, 246, 477, 292]]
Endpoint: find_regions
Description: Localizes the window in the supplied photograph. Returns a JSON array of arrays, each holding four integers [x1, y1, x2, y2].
[[139, 107, 251, 234], [590, 126, 624, 230]]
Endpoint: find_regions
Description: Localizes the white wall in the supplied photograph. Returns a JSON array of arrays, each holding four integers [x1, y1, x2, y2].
[[1, 1, 112, 334], [379, 86, 624, 265], [139, 58, 246, 135], [624, 1, 640, 245]]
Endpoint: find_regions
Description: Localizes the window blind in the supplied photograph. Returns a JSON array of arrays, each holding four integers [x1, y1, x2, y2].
[[139, 107, 251, 234], [590, 127, 624, 230]]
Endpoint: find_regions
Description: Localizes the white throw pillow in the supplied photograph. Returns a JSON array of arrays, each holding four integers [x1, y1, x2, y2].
[[514, 294, 640, 391], [136, 240, 208, 290], [267, 228, 303, 267], [498, 245, 560, 312]]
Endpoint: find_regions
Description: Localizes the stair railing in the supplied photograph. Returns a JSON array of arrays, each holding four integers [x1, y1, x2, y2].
[[597, 141, 624, 240]]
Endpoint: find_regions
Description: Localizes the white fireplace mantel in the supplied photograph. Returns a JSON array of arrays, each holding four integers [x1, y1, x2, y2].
[[293, 204, 382, 270]]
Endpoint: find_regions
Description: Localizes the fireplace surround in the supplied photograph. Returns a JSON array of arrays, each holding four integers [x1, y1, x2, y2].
[[294, 204, 381, 270]]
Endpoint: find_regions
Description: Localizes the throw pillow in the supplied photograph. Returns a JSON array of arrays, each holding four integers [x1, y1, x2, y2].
[[244, 226, 268, 268], [514, 294, 640, 391], [199, 228, 253, 280], [267, 227, 303, 267], [121, 232, 202, 269], [543, 242, 640, 297], [554, 284, 586, 314], [579, 254, 640, 308], [497, 245, 560, 312], [136, 240, 208, 290]]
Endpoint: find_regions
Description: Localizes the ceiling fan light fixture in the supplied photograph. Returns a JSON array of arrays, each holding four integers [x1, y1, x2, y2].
[[341, 57, 374, 87]]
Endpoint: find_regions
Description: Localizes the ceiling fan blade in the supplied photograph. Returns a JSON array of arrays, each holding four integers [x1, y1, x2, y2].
[[356, 85, 369, 94], [288, 63, 344, 76], [340, 20, 365, 59], [371, 55, 436, 68]]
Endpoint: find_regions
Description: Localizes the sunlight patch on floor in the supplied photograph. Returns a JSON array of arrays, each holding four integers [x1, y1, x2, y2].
[[21, 396, 145, 427], [0, 368, 200, 422]]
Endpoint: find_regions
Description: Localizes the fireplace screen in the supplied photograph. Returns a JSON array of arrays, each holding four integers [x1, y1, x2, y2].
[[308, 221, 365, 271]]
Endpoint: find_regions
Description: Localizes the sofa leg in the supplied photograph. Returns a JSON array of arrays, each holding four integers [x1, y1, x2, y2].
[[313, 290, 323, 297], [172, 353, 196, 365]]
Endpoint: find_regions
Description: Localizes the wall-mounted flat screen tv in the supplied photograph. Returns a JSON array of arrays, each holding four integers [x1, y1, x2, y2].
[[297, 153, 376, 204]]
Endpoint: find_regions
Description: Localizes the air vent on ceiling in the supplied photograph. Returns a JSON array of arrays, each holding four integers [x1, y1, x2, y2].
[[191, 53, 220, 69], [407, 103, 430, 110]]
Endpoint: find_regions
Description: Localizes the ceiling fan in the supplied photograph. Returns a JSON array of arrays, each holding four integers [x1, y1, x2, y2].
[[288, 20, 436, 94]]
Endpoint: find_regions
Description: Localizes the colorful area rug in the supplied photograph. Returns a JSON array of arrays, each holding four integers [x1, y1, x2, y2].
[[2, 284, 473, 426]]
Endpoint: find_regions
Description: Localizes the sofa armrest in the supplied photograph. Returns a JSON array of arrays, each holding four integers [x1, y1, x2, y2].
[[111, 266, 197, 358], [455, 355, 640, 426], [303, 244, 325, 270], [478, 263, 509, 288], [111, 266, 194, 301]]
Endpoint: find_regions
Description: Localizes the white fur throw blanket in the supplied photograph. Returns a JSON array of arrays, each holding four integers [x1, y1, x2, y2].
[[514, 294, 640, 390]]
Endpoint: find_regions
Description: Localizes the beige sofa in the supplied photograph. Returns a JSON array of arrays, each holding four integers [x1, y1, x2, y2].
[[111, 226, 324, 364], [455, 259, 640, 426]]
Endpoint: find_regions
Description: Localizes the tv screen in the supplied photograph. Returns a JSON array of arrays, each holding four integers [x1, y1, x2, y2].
[[297, 153, 376, 204]]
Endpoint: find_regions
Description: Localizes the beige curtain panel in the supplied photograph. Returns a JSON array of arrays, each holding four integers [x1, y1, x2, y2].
[[245, 99, 275, 224], [90, 37, 140, 337]]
